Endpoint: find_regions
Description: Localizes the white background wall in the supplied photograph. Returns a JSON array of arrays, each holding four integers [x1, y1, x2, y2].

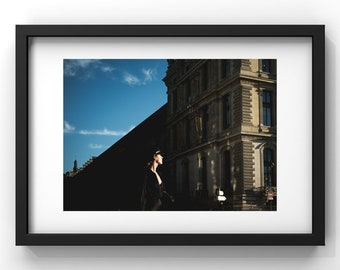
[[1, 0, 338, 269]]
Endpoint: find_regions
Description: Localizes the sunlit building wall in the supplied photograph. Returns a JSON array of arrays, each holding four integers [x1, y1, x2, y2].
[[163, 59, 277, 210]]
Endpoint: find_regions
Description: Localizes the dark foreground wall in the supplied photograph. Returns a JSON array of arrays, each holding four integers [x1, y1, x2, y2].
[[64, 105, 168, 211]]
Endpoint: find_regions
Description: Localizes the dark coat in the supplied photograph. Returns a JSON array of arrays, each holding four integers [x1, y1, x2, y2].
[[140, 169, 164, 210]]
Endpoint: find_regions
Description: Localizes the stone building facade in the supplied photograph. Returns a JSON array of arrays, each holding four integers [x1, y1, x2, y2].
[[163, 59, 277, 210]]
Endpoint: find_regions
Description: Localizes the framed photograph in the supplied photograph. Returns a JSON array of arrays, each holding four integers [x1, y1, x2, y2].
[[16, 25, 325, 245]]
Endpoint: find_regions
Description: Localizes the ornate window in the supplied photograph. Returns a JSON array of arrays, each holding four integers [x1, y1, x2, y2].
[[200, 156, 208, 191], [222, 60, 231, 78], [262, 91, 273, 126], [185, 119, 191, 147], [223, 150, 232, 195], [171, 124, 178, 152], [263, 148, 275, 187], [202, 105, 209, 140], [223, 94, 231, 129], [261, 59, 271, 73], [185, 80, 191, 103], [172, 89, 178, 113], [182, 159, 190, 194], [201, 62, 209, 91]]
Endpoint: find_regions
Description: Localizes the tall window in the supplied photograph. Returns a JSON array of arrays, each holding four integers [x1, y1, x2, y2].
[[262, 91, 272, 126], [172, 124, 177, 152], [202, 106, 209, 140], [223, 94, 231, 129], [172, 90, 178, 113], [264, 148, 275, 187], [185, 119, 191, 147], [182, 160, 190, 194], [201, 156, 207, 190], [222, 60, 231, 78], [185, 80, 191, 103], [262, 59, 271, 73], [224, 150, 232, 195], [201, 63, 208, 91]]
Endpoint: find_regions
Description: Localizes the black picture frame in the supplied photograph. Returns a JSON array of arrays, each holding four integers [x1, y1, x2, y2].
[[16, 25, 325, 246]]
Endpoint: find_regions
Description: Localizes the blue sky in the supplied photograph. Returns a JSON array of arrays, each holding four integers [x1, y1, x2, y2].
[[63, 59, 168, 173]]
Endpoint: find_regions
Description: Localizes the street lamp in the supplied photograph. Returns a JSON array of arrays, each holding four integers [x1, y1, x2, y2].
[[216, 188, 227, 209]]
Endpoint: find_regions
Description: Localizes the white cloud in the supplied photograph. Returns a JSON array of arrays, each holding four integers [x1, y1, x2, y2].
[[64, 59, 115, 78], [64, 60, 98, 77], [123, 73, 140, 86], [64, 121, 134, 137], [79, 128, 129, 136], [64, 121, 75, 133], [123, 68, 156, 86], [101, 66, 116, 73], [64, 64, 77, 77], [76, 59, 100, 68], [69, 59, 100, 68], [89, 143, 105, 149], [142, 68, 154, 82]]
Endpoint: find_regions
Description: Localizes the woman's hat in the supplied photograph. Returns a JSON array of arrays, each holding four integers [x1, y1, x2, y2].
[[153, 149, 163, 156]]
